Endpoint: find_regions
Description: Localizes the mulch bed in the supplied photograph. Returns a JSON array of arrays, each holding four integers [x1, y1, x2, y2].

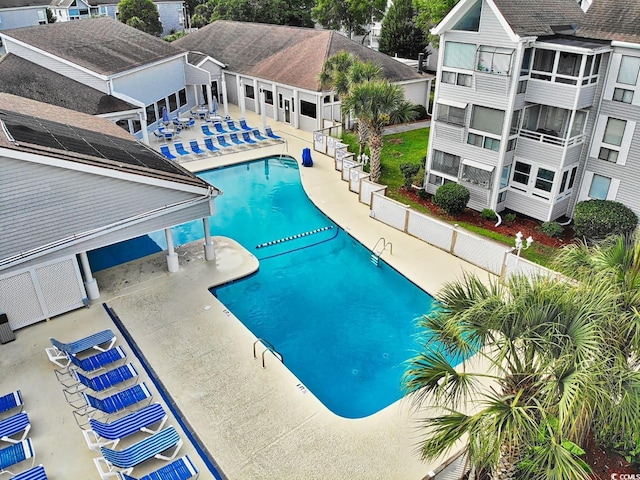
[[399, 187, 575, 248]]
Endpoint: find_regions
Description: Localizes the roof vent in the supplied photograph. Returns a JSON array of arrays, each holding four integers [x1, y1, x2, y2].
[[551, 24, 577, 35]]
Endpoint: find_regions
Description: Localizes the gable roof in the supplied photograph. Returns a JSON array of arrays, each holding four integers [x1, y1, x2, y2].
[[175, 20, 426, 92], [1, 0, 50, 7], [0, 54, 137, 115], [491, 0, 585, 37], [1, 17, 186, 76], [576, 0, 640, 44], [0, 93, 212, 190]]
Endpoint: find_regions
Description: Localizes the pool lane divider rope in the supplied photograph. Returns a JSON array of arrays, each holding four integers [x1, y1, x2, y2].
[[255, 226, 334, 249]]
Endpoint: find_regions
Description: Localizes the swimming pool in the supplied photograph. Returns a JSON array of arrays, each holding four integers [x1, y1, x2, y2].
[[90, 156, 439, 418]]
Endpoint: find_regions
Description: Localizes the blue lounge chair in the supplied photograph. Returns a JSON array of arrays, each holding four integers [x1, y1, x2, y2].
[[213, 122, 230, 134], [265, 126, 283, 140], [83, 403, 168, 451], [152, 130, 164, 143], [188, 140, 207, 156], [0, 413, 30, 444], [159, 146, 177, 161], [228, 133, 246, 148], [74, 383, 152, 428], [241, 131, 258, 145], [47, 329, 117, 366], [94, 426, 182, 478], [239, 119, 253, 131], [200, 125, 215, 136], [225, 120, 241, 132], [216, 135, 234, 149], [0, 391, 23, 417], [56, 346, 127, 385], [0, 439, 34, 476], [117, 455, 198, 480], [65, 364, 139, 404], [9, 464, 47, 480], [203, 138, 220, 154], [252, 129, 270, 142], [173, 143, 191, 158]]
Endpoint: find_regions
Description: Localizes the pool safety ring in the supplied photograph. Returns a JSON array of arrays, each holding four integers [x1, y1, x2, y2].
[[256, 226, 334, 249]]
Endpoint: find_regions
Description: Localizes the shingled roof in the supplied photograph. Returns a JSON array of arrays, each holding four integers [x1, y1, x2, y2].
[[576, 0, 640, 44], [0, 54, 137, 115], [1, 17, 186, 76], [491, 0, 585, 37], [0, 93, 212, 189], [175, 21, 426, 92], [1, 0, 50, 7]]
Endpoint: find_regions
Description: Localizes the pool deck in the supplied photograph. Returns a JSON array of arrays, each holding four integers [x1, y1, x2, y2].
[[0, 106, 493, 479]]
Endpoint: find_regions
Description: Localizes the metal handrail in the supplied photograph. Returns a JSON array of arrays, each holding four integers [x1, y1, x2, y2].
[[372, 237, 393, 258], [253, 338, 284, 368]]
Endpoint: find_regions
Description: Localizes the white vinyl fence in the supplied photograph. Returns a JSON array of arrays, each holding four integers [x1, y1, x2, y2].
[[313, 132, 558, 281]]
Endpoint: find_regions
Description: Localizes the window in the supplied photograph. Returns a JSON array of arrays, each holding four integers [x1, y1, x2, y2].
[[461, 164, 492, 188], [534, 168, 554, 192], [437, 104, 465, 125], [168, 93, 178, 112], [532, 49, 555, 79], [617, 55, 640, 85], [588, 174, 611, 200], [178, 88, 187, 107], [602, 118, 626, 146], [477, 46, 514, 75], [278, 94, 283, 109], [510, 110, 521, 134], [613, 88, 633, 104], [323, 95, 332, 103], [431, 150, 460, 176], [598, 147, 619, 162], [264, 90, 274, 105], [517, 80, 527, 93], [443, 42, 476, 70], [559, 166, 577, 194], [441, 71, 472, 87], [146, 104, 157, 124], [483, 137, 500, 151], [570, 111, 587, 137], [500, 164, 511, 188], [556, 52, 580, 84], [507, 138, 517, 151], [244, 85, 255, 99], [428, 174, 445, 186], [300, 100, 317, 118], [520, 48, 532, 76], [497, 190, 507, 203], [513, 161, 531, 185], [470, 106, 504, 135], [453, 0, 480, 31]]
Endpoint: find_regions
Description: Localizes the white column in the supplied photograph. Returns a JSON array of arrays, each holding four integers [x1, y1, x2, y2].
[[203, 217, 216, 261], [237, 76, 246, 119], [272, 84, 279, 123], [139, 110, 150, 145], [165, 228, 179, 272], [79, 251, 100, 300], [221, 74, 229, 117], [260, 87, 267, 131], [206, 80, 214, 112]]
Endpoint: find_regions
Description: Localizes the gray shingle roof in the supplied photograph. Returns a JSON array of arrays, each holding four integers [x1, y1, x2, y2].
[[0, 93, 211, 189], [577, 0, 640, 44], [1, 17, 186, 76], [1, 1, 50, 7], [175, 20, 427, 92], [0, 54, 137, 115], [491, 0, 585, 37]]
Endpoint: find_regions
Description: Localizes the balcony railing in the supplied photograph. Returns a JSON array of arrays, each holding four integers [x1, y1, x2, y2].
[[519, 129, 585, 148]]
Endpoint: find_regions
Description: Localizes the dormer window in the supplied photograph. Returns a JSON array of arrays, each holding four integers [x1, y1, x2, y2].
[[453, 0, 481, 32]]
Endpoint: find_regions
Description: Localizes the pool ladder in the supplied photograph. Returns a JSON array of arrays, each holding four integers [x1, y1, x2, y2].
[[370, 237, 393, 266], [253, 338, 284, 368]]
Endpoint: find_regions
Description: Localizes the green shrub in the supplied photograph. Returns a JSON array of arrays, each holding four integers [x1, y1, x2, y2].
[[399, 163, 421, 189], [433, 183, 470, 216], [417, 188, 429, 200], [504, 212, 517, 223], [540, 221, 564, 238], [573, 200, 638, 241], [412, 104, 428, 120], [481, 209, 497, 221]]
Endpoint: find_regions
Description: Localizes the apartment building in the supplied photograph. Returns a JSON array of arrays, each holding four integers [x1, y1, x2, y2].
[[424, 0, 640, 222]]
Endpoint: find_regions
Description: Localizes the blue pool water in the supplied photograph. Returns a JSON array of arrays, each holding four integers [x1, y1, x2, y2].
[[90, 156, 439, 418]]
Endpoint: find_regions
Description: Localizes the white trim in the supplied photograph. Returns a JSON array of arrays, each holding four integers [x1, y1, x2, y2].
[[607, 178, 620, 200], [462, 158, 494, 172], [437, 98, 468, 109]]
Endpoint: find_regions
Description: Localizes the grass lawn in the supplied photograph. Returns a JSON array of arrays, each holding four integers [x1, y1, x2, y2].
[[341, 126, 558, 266]]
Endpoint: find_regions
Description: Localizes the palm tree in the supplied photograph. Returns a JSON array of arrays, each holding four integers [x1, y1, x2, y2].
[[344, 60, 382, 157], [341, 80, 416, 182], [403, 271, 640, 479]]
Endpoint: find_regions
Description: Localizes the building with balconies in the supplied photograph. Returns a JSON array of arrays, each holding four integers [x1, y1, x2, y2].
[[424, 0, 640, 222]]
